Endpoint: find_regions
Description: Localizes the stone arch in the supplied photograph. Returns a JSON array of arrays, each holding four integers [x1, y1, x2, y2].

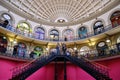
[[34, 25, 46, 40], [48, 28, 60, 41], [107, 8, 120, 25], [62, 28, 74, 41], [77, 25, 88, 39], [80, 46, 90, 55], [91, 19, 105, 35], [0, 10, 15, 25], [16, 20, 32, 36]]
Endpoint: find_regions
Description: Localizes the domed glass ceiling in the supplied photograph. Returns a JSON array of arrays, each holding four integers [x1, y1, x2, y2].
[[1, 0, 119, 26]]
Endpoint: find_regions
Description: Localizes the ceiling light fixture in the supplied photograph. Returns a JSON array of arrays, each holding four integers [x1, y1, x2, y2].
[[57, 19, 66, 23]]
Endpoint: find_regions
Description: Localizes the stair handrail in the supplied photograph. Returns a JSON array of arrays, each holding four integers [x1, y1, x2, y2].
[[68, 54, 111, 79], [10, 62, 29, 71], [11, 52, 49, 71], [80, 57, 110, 76], [11, 53, 52, 76], [82, 57, 110, 70], [11, 59, 37, 75]]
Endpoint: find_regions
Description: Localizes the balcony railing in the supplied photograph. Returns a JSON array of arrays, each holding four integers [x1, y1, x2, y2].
[[0, 43, 120, 61], [0, 22, 119, 42]]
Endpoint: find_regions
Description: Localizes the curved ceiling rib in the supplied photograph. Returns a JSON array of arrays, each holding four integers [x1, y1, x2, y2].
[[1, 0, 120, 26]]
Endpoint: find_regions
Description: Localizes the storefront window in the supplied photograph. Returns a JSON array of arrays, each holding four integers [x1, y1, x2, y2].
[[110, 11, 120, 27], [0, 13, 13, 30], [35, 27, 45, 40], [17, 22, 32, 36], [17, 42, 27, 57], [63, 29, 74, 41], [96, 41, 108, 56], [117, 36, 120, 43], [33, 46, 43, 57], [93, 21, 104, 35], [78, 27, 87, 38], [80, 46, 90, 56], [50, 29, 59, 41], [0, 36, 7, 53]]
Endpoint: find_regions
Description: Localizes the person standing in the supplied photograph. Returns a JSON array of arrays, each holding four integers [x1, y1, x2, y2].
[[56, 43, 61, 54], [62, 43, 67, 54], [75, 50, 78, 57], [13, 45, 18, 56], [64, 36, 67, 41]]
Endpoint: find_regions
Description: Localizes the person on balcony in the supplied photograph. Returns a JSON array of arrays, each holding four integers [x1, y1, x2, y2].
[[56, 43, 61, 54], [62, 43, 67, 54], [2, 20, 9, 28], [64, 36, 67, 41], [75, 50, 78, 57], [0, 19, 4, 27], [13, 45, 18, 56], [30, 51, 35, 58]]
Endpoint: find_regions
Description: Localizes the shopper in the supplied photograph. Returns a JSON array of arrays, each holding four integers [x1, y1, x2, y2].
[[56, 43, 61, 54], [62, 43, 67, 54]]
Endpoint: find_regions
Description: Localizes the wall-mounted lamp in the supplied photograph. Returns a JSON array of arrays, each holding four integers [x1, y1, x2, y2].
[[74, 47, 77, 50], [46, 48, 48, 51], [3, 36, 6, 39], [106, 39, 111, 43], [13, 40, 17, 44]]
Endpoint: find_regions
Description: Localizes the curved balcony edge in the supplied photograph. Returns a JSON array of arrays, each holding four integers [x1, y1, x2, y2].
[[0, 24, 120, 43]]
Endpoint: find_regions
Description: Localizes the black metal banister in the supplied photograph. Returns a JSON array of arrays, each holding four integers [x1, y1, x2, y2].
[[65, 55, 111, 80], [10, 54, 56, 80]]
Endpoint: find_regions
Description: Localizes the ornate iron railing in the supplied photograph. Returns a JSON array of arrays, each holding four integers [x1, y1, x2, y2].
[[0, 21, 120, 42]]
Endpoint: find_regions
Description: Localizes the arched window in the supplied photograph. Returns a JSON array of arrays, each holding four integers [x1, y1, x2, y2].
[[80, 46, 90, 55], [110, 11, 120, 27], [117, 36, 120, 43], [17, 22, 32, 36], [0, 35, 7, 53], [34, 46, 43, 56], [50, 48, 57, 54], [35, 27, 45, 40], [67, 48, 74, 53], [50, 29, 59, 41], [96, 41, 108, 56], [116, 36, 120, 52], [78, 26, 87, 38], [63, 29, 74, 41], [93, 21, 104, 35], [1, 13, 13, 25], [0, 13, 14, 30], [17, 42, 27, 57]]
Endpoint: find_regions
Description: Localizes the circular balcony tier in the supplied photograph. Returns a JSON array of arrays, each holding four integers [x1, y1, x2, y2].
[[0, 24, 120, 45]]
